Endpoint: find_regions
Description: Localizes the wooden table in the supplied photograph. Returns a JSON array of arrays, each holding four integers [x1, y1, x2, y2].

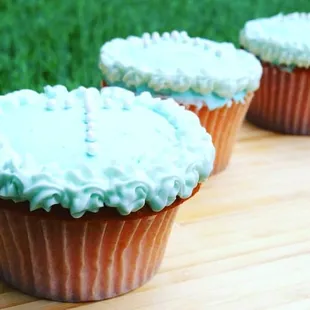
[[1, 122, 310, 310]]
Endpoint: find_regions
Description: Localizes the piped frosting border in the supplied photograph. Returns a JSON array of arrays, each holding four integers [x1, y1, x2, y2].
[[0, 86, 215, 218], [99, 30, 262, 98], [240, 13, 310, 67]]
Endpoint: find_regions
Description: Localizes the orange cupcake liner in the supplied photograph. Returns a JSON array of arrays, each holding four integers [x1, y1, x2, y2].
[[247, 61, 310, 135], [0, 185, 200, 302], [181, 95, 252, 174], [101, 80, 108, 88]]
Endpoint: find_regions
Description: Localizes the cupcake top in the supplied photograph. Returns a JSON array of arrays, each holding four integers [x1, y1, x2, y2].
[[99, 30, 262, 108], [0, 86, 215, 218], [240, 13, 310, 68]]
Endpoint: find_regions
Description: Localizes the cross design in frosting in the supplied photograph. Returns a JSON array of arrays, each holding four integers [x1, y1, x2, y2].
[[83, 90, 98, 156]]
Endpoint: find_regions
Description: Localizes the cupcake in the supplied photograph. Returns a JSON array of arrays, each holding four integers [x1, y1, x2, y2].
[[0, 86, 214, 302], [240, 13, 310, 135], [99, 31, 262, 174]]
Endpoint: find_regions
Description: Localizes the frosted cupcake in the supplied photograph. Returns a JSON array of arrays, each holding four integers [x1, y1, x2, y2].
[[0, 86, 214, 302], [99, 31, 262, 174], [240, 13, 310, 135]]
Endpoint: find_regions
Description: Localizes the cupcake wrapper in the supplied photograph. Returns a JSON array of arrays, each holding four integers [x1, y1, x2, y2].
[[101, 80, 108, 88], [0, 201, 181, 302], [183, 95, 252, 174], [247, 62, 310, 135]]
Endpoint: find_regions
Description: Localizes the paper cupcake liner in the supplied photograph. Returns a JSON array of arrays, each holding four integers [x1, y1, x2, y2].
[[247, 62, 310, 135], [0, 186, 200, 302], [0, 207, 175, 302], [101, 80, 108, 88], [182, 94, 253, 174]]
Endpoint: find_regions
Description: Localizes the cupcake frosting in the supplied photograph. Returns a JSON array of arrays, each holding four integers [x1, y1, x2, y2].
[[99, 31, 262, 105], [0, 86, 215, 218], [240, 13, 310, 67]]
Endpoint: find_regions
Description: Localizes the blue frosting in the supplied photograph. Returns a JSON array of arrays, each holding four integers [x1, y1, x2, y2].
[[0, 86, 215, 218], [104, 80, 247, 110], [240, 13, 310, 68], [99, 31, 262, 102]]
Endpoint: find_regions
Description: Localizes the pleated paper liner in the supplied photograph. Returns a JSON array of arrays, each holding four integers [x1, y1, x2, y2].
[[0, 185, 200, 302], [176, 94, 253, 175], [247, 61, 310, 135]]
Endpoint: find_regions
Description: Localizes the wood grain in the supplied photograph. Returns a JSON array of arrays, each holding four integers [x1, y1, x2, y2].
[[1, 122, 310, 310]]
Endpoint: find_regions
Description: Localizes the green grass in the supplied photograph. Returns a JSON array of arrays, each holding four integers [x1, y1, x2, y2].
[[1, 0, 310, 94]]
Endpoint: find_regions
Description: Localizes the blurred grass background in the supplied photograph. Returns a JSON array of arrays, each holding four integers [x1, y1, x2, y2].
[[1, 0, 310, 94]]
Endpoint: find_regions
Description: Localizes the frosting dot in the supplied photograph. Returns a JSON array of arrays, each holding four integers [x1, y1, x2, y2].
[[84, 100, 93, 113], [180, 30, 188, 37], [122, 100, 131, 110], [102, 98, 113, 109], [87, 122, 96, 130], [64, 97, 73, 109], [86, 143, 97, 157], [193, 38, 201, 46], [171, 30, 180, 41], [215, 50, 222, 57], [85, 113, 95, 123], [86, 130, 96, 142], [78, 86, 86, 96], [204, 42, 211, 50], [142, 32, 151, 48], [46, 99, 56, 111], [44, 85, 56, 99], [152, 32, 160, 43], [162, 32, 170, 40], [84, 90, 97, 113], [143, 38, 151, 48], [180, 31, 189, 42], [142, 32, 151, 40]]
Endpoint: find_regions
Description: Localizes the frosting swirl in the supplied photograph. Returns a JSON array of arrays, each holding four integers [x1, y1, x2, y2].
[[0, 86, 215, 218], [99, 31, 262, 99], [240, 13, 310, 67]]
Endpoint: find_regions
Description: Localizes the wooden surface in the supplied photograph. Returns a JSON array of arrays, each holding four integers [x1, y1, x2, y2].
[[1, 122, 310, 310]]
